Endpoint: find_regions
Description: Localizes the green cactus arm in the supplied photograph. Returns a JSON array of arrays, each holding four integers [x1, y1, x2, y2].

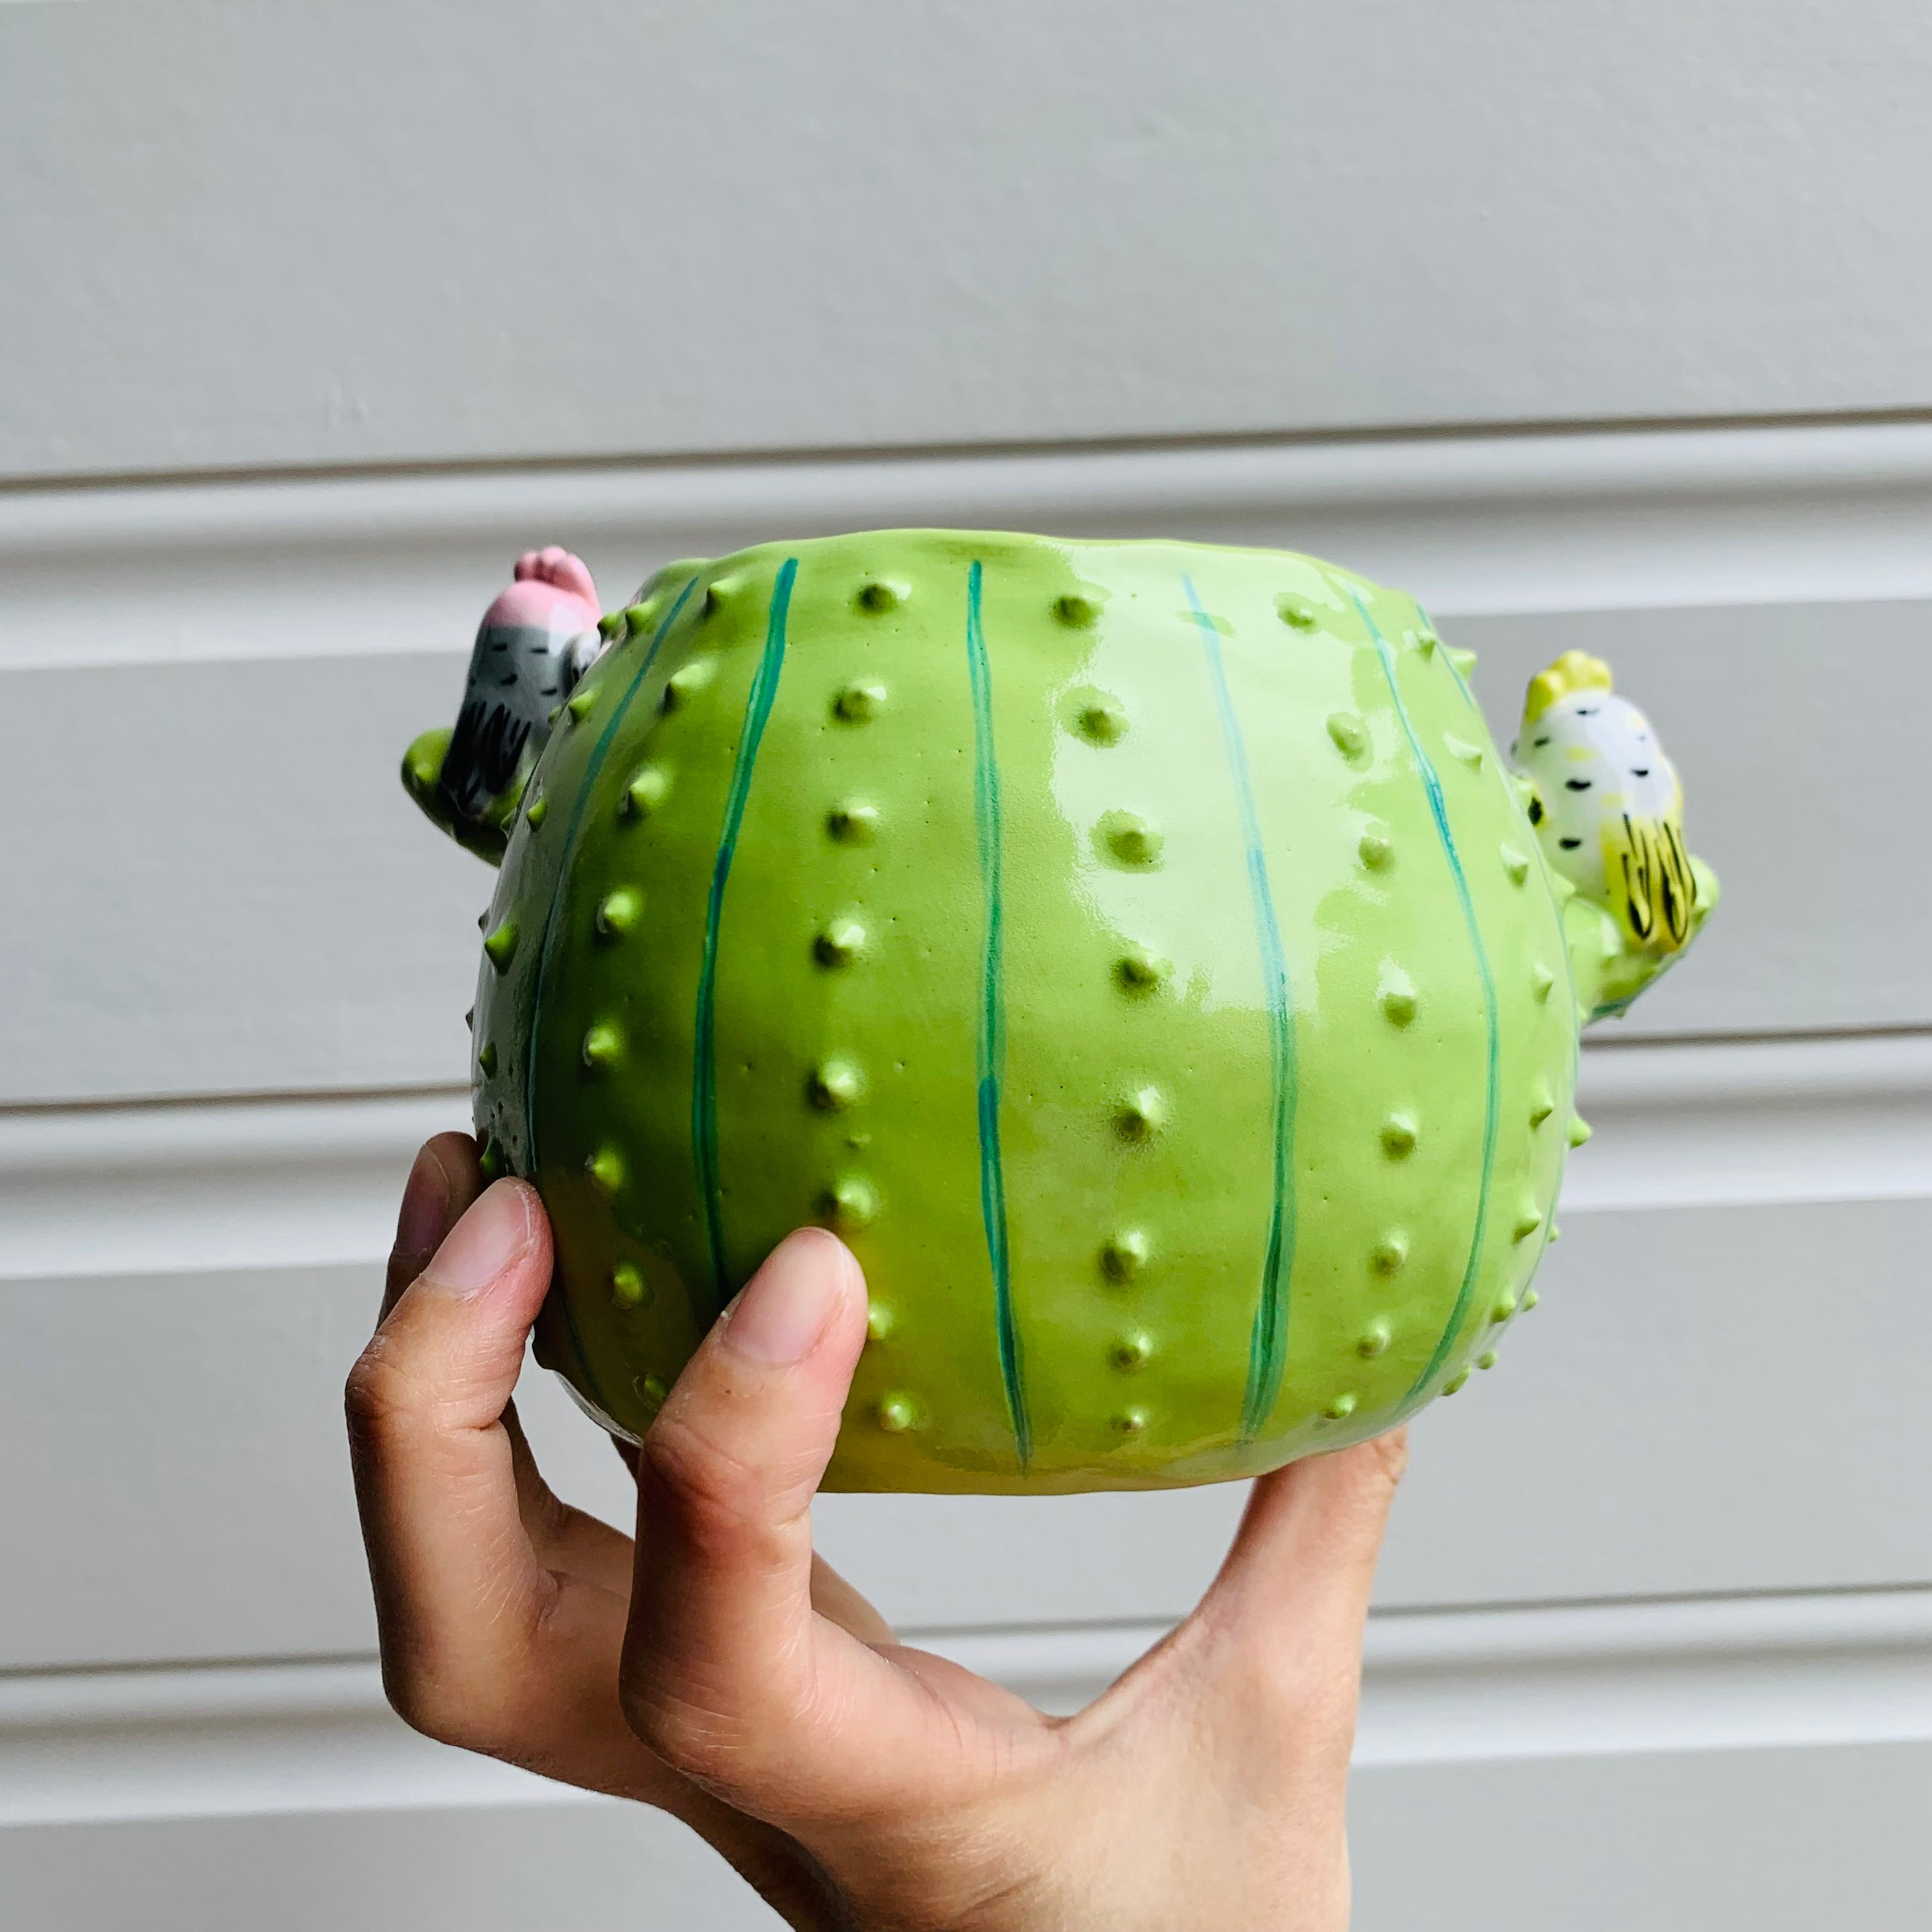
[[1566, 854, 1721, 1022], [401, 726, 519, 868]]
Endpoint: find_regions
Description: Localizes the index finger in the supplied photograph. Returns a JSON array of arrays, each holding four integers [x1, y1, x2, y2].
[[383, 1131, 485, 1317], [348, 1179, 558, 1744]]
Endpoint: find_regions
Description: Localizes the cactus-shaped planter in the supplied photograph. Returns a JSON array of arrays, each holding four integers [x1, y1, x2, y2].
[[404, 533, 1716, 1492]]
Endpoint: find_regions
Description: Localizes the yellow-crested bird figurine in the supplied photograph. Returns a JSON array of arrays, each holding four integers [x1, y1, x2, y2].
[[1511, 649, 1717, 1016]]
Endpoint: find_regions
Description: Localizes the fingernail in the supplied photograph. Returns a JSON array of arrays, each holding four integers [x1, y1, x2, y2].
[[723, 1229, 848, 1364], [394, 1142, 453, 1269], [422, 1181, 532, 1297]]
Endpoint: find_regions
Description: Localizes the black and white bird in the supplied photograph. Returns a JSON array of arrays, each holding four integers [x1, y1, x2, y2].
[[436, 546, 606, 824]]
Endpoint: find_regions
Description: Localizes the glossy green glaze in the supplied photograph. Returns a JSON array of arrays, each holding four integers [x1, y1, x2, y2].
[[413, 531, 1713, 1492]]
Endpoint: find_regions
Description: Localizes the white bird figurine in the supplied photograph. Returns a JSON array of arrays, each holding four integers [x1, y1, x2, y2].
[[1511, 648, 1714, 1014]]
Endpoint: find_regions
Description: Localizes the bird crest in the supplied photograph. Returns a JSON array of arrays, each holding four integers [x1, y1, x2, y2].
[[1522, 648, 1613, 726]]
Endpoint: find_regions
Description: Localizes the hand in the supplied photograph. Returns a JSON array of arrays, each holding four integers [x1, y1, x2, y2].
[[348, 1135, 1407, 1932]]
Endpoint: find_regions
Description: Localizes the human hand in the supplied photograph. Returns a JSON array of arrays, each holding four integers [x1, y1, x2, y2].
[[348, 1135, 1407, 1932]]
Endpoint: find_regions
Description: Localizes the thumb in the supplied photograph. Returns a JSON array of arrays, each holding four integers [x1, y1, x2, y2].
[[1181, 1430, 1408, 1758], [1218, 1430, 1409, 1619], [622, 1229, 869, 1802]]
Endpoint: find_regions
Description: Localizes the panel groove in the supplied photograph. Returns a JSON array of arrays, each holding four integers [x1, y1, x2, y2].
[[13, 420, 1932, 673], [2, 1587, 1923, 1830], [3, 1035, 1922, 1282]]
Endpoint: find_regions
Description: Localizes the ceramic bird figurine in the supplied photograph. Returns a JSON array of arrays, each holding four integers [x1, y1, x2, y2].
[[418, 547, 608, 859], [1510, 648, 1700, 1005], [402, 534, 1718, 1491]]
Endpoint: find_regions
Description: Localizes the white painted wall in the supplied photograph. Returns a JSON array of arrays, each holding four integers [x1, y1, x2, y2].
[[5, 2, 1932, 479], [3, 4, 1928, 1928]]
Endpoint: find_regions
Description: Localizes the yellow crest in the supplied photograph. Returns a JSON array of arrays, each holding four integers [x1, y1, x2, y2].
[[1522, 648, 1613, 726]]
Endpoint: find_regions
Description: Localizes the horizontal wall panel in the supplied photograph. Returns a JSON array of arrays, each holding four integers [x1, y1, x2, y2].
[[4, 4, 1930, 479], [8, 1034, 1920, 1283], [2, 1597, 1922, 1927], [8, 600, 1926, 1105], [0, 1741, 1920, 1932], [12, 424, 1932, 678], [0, 1091, 471, 1284], [1348, 1742, 1932, 1932], [7, 1590, 1922, 1827], [1564, 1034, 1932, 1215], [3, 1197, 1923, 1671], [0, 1801, 783, 1932], [4, 652, 487, 1106]]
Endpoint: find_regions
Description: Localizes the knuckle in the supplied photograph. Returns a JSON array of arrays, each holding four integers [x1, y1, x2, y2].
[[387, 1683, 465, 1752], [380, 1662, 498, 1756], [636, 1412, 779, 1551], [618, 1678, 709, 1774], [618, 1675, 786, 1802], [381, 1645, 551, 1763], [343, 1337, 419, 1444]]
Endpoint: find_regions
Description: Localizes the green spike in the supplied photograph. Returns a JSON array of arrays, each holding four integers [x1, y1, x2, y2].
[[622, 766, 670, 819], [581, 1022, 624, 1068], [596, 889, 641, 937], [482, 919, 518, 970]]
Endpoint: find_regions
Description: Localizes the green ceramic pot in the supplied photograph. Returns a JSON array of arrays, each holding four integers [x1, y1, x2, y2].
[[402, 532, 1715, 1492]]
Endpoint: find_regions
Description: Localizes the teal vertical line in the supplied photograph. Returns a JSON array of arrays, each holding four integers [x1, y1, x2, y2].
[[1419, 593, 1581, 1278], [965, 560, 1029, 1466], [692, 558, 799, 1317], [1182, 576, 1297, 1443], [1420, 594, 1584, 1030], [1351, 588, 1501, 1411], [525, 573, 701, 1410]]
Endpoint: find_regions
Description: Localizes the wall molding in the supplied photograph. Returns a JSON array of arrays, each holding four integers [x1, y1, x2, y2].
[[0, 1090, 466, 1282], [8, 418, 1932, 672], [4, 1034, 1923, 1283], [2, 1587, 1923, 1830], [1565, 1032, 1932, 1213]]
